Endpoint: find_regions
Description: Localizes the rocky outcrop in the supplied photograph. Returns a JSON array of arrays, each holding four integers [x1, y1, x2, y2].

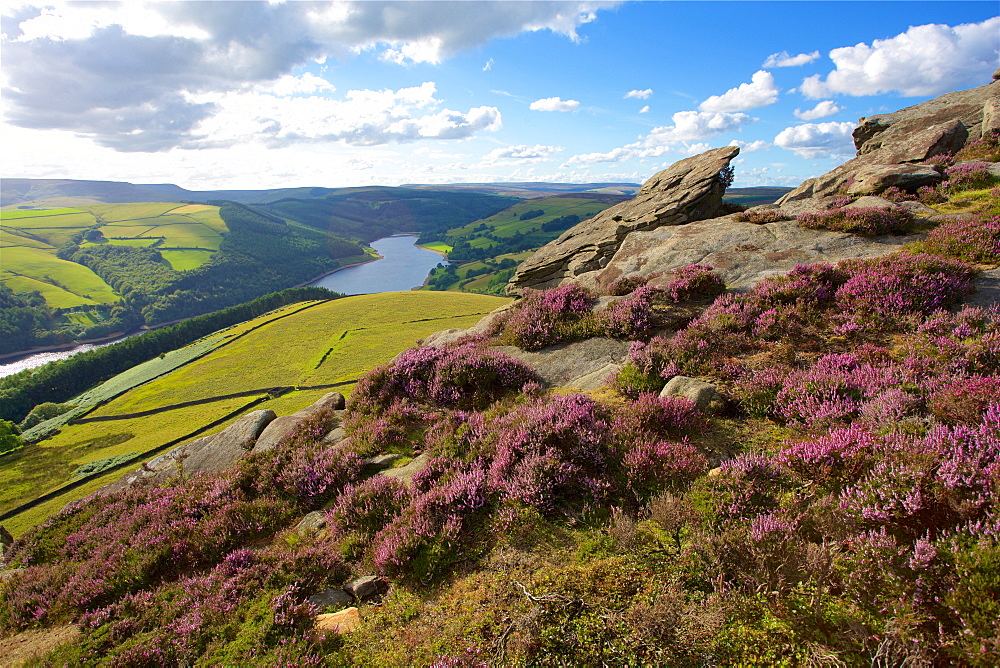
[[0, 525, 12, 562], [98, 409, 277, 495], [251, 392, 346, 454], [568, 214, 921, 295], [507, 146, 740, 294], [778, 80, 999, 203]]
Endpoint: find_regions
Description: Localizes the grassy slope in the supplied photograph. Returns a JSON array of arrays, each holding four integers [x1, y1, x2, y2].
[[0, 202, 230, 310], [0, 291, 509, 536]]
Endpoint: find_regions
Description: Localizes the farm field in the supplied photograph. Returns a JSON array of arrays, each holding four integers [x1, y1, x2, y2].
[[0, 291, 509, 535], [0, 202, 231, 311]]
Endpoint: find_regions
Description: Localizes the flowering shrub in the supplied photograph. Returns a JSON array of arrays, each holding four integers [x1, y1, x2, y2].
[[928, 375, 1000, 425], [734, 208, 790, 224], [834, 253, 974, 330], [918, 184, 948, 204], [623, 439, 708, 499], [664, 264, 725, 303], [613, 393, 703, 441], [923, 214, 1000, 264], [326, 476, 413, 547], [798, 206, 914, 235], [596, 285, 659, 338], [940, 162, 997, 193], [489, 284, 597, 349], [349, 341, 538, 412], [607, 274, 649, 296]]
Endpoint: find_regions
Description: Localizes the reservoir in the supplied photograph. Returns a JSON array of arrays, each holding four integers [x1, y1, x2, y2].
[[308, 234, 446, 295], [0, 235, 445, 379]]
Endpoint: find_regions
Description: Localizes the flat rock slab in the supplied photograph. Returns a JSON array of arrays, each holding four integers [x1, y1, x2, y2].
[[380, 453, 432, 485], [494, 337, 630, 389], [315, 607, 360, 634], [581, 217, 919, 293], [969, 267, 1000, 308]]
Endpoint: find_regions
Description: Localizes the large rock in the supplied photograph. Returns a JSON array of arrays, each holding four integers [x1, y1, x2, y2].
[[494, 337, 630, 388], [845, 163, 943, 195], [576, 216, 919, 294], [97, 409, 277, 495], [508, 146, 740, 294], [779, 80, 999, 204], [0, 525, 12, 562], [251, 393, 345, 454]]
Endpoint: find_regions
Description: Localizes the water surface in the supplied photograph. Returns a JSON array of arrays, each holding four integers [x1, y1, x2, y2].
[[309, 234, 446, 295]]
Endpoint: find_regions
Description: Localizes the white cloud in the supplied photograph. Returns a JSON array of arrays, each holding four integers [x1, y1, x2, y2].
[[794, 100, 844, 121], [624, 88, 652, 99], [682, 142, 712, 156], [1, 0, 618, 150], [260, 74, 335, 97], [801, 18, 1000, 98], [483, 58, 494, 71], [529, 96, 580, 112], [762, 50, 820, 68], [773, 121, 855, 158], [638, 105, 649, 114], [565, 109, 752, 165], [699, 70, 778, 112], [480, 144, 562, 165], [190, 82, 501, 148], [729, 139, 770, 153]]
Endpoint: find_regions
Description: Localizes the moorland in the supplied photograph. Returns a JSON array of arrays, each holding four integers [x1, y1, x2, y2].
[[0, 78, 998, 665]]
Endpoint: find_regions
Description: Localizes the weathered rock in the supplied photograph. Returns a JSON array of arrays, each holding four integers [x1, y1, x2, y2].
[[422, 304, 514, 348], [315, 607, 360, 634], [322, 426, 347, 444], [779, 80, 999, 203], [308, 587, 354, 609], [362, 453, 404, 471], [96, 409, 277, 496], [252, 394, 345, 454], [493, 337, 630, 388], [295, 511, 327, 539], [574, 217, 918, 295], [564, 362, 623, 391], [508, 146, 740, 293], [344, 575, 386, 600], [380, 452, 432, 485], [842, 196, 898, 211], [969, 267, 1000, 308], [845, 164, 943, 195], [660, 376, 724, 413], [982, 98, 1000, 137]]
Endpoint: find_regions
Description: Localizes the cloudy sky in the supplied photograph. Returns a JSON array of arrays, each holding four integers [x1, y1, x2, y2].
[[2, 1, 998, 191]]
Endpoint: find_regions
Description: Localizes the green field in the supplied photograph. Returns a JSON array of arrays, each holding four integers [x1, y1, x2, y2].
[[0, 202, 231, 314], [0, 246, 121, 307], [0, 291, 509, 535], [419, 241, 453, 254]]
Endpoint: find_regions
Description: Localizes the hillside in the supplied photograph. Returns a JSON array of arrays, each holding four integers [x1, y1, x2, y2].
[[0, 80, 997, 665], [0, 201, 369, 355], [0, 291, 509, 536]]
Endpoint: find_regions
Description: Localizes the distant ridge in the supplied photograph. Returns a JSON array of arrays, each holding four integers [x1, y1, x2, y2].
[[2, 177, 787, 208]]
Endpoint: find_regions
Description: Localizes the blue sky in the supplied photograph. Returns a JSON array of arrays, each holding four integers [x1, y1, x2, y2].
[[2, 1, 998, 191]]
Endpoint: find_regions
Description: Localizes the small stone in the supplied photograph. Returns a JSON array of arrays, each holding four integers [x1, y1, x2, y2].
[[322, 426, 347, 444], [315, 607, 360, 634], [308, 587, 354, 609], [660, 376, 723, 413], [0, 525, 12, 547], [295, 511, 327, 538], [344, 575, 386, 600]]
